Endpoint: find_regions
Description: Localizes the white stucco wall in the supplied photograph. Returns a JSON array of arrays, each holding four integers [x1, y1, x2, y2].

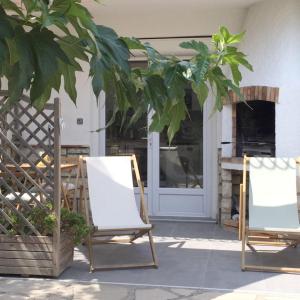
[[92, 4, 247, 56], [59, 64, 100, 155], [237, 0, 300, 157], [59, 1, 248, 219], [60, 3, 247, 151]]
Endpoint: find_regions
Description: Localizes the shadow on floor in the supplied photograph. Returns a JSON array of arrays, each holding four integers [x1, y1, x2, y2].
[[59, 221, 300, 294]]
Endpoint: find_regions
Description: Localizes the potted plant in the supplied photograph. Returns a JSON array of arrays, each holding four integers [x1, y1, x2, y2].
[[0, 203, 89, 277]]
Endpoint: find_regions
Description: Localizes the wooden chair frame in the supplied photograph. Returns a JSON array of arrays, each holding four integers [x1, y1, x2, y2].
[[61, 156, 80, 211], [79, 155, 158, 272], [240, 155, 300, 274]]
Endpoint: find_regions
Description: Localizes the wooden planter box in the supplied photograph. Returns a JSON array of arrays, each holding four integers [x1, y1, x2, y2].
[[0, 96, 74, 277], [0, 234, 74, 277]]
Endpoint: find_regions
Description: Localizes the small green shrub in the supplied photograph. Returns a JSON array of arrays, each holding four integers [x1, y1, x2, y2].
[[61, 208, 90, 245], [28, 206, 56, 236], [0, 204, 89, 245]]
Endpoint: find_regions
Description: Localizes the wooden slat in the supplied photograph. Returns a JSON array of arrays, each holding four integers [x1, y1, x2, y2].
[[14, 101, 55, 143], [0, 224, 9, 235], [95, 227, 152, 233], [20, 107, 55, 143], [91, 238, 133, 244], [248, 229, 300, 237], [0, 193, 41, 236], [22, 117, 55, 155], [0, 91, 55, 109], [58, 235, 74, 275], [59, 248, 73, 271], [0, 159, 39, 210], [0, 209, 18, 232], [3, 110, 55, 165], [243, 265, 300, 274], [0, 234, 52, 244], [0, 250, 52, 260], [0, 126, 54, 190], [92, 262, 157, 272], [59, 237, 73, 252], [247, 240, 296, 247], [53, 97, 61, 277], [0, 266, 53, 276], [0, 151, 51, 204], [0, 258, 52, 268], [0, 242, 53, 252]]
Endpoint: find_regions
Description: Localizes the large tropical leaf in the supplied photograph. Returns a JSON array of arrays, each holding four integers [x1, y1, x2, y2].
[[0, 1, 253, 142]]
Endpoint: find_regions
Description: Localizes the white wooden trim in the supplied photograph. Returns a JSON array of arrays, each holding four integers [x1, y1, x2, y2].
[[98, 91, 106, 156], [157, 188, 204, 195], [98, 91, 212, 219], [151, 131, 160, 216], [203, 94, 219, 219]]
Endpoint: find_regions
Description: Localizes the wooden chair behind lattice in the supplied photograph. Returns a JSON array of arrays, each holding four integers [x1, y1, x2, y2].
[[61, 156, 80, 211], [79, 155, 158, 272]]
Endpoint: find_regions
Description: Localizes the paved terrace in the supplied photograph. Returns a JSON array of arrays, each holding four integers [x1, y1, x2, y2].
[[1, 221, 300, 299]]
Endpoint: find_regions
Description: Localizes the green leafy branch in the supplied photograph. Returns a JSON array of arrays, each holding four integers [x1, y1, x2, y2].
[[0, 0, 252, 141]]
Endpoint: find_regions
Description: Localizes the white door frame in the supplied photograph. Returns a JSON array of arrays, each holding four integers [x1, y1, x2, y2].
[[98, 92, 214, 219], [98, 94, 153, 215], [149, 103, 209, 218]]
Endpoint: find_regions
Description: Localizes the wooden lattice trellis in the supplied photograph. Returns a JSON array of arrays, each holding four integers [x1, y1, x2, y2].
[[0, 92, 71, 277]]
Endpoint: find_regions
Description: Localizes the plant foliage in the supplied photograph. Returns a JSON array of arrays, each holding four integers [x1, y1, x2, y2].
[[61, 207, 90, 245], [0, 203, 89, 245], [0, 0, 252, 141]]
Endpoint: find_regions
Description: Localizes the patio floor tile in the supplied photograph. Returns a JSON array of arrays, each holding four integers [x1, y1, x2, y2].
[[1, 279, 300, 300], [59, 221, 300, 294], [202, 269, 267, 291]]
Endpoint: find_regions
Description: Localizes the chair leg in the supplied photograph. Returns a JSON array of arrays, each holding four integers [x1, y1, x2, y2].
[[87, 234, 95, 273], [61, 186, 71, 210], [241, 230, 247, 271], [65, 195, 71, 210], [291, 241, 298, 248], [86, 231, 158, 271], [247, 242, 257, 252], [79, 185, 84, 214], [238, 184, 243, 241], [148, 230, 158, 268]]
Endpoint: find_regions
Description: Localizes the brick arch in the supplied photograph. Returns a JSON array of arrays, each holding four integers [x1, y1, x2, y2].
[[227, 86, 279, 104]]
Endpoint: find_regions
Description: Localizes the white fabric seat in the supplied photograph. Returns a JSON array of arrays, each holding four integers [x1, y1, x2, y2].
[[5, 192, 40, 202], [249, 157, 300, 232], [241, 156, 300, 274], [30, 185, 52, 193], [82, 155, 157, 271], [31, 182, 75, 192], [86, 156, 150, 230], [62, 182, 76, 190]]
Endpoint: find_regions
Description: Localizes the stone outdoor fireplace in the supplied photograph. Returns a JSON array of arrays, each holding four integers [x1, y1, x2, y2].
[[236, 100, 275, 157], [220, 86, 279, 224], [226, 86, 279, 158]]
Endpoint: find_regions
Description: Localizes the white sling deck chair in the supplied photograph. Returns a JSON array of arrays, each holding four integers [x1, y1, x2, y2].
[[240, 156, 300, 273], [80, 155, 158, 272]]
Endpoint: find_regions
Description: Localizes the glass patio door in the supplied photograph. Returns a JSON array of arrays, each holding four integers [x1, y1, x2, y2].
[[101, 88, 207, 218], [102, 90, 152, 213], [151, 89, 206, 218]]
